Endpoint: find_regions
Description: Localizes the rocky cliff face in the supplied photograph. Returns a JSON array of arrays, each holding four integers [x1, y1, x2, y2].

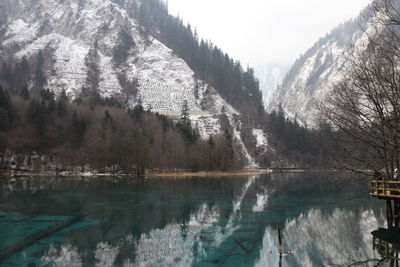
[[0, 0, 270, 167], [0, 0, 235, 114], [255, 64, 288, 108], [268, 5, 376, 127]]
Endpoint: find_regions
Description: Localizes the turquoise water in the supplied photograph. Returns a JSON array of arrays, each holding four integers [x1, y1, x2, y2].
[[0, 173, 391, 266]]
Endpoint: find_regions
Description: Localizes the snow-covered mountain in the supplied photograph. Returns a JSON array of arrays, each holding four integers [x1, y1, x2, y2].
[[255, 64, 288, 107], [0, 0, 269, 167], [0, 0, 235, 114], [268, 5, 375, 127]]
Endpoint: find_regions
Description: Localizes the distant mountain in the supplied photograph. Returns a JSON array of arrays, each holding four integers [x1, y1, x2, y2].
[[255, 64, 288, 107], [268, 4, 375, 127]]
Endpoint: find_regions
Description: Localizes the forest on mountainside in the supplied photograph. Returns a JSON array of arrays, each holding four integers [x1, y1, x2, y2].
[[0, 0, 336, 172], [264, 105, 333, 168], [0, 52, 333, 172], [119, 0, 333, 167], [0, 86, 245, 174], [127, 0, 265, 117]]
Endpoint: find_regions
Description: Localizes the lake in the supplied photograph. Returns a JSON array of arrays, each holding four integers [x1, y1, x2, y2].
[[0, 173, 391, 266]]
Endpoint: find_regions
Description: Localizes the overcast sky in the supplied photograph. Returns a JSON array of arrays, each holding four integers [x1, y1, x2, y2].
[[167, 0, 372, 67]]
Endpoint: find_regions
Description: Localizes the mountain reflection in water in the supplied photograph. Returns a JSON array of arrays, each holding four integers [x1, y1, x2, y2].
[[0, 173, 389, 266]]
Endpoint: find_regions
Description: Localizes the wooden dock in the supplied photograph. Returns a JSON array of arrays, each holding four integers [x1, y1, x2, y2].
[[370, 180, 400, 199], [370, 180, 400, 229]]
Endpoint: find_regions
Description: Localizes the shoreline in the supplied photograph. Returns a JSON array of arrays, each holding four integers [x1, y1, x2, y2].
[[146, 169, 270, 178], [0, 168, 341, 179], [147, 168, 341, 178], [0, 169, 271, 179]]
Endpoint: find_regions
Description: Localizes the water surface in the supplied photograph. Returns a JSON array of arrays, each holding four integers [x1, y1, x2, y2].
[[0, 173, 390, 266]]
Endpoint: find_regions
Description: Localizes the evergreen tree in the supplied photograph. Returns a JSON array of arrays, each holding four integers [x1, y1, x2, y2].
[[0, 86, 14, 131], [276, 103, 286, 136], [0, 86, 11, 109], [20, 86, 30, 100], [131, 98, 144, 121], [0, 108, 10, 131], [221, 105, 227, 114], [21, 56, 30, 75], [35, 51, 46, 90], [102, 110, 115, 130], [178, 100, 195, 141], [70, 111, 87, 148], [0, 63, 12, 86], [89, 91, 102, 107], [27, 99, 47, 135], [84, 42, 100, 99], [57, 89, 68, 117], [179, 100, 191, 129], [114, 29, 135, 63], [13, 57, 30, 91], [39, 88, 54, 102]]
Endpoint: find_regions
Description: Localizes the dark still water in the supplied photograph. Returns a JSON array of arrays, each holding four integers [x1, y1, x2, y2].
[[0, 173, 390, 266]]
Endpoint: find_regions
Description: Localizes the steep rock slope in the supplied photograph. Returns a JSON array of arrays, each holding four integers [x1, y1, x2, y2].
[[268, 5, 375, 127], [0, 0, 267, 167], [0, 0, 234, 114], [255, 64, 288, 108]]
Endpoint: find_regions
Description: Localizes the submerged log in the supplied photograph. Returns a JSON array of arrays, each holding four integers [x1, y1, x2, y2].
[[0, 214, 84, 261]]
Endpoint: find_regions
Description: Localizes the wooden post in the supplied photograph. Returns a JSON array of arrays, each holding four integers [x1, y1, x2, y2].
[[384, 180, 386, 196], [370, 180, 373, 194], [394, 200, 397, 228], [388, 200, 394, 229], [395, 200, 400, 228]]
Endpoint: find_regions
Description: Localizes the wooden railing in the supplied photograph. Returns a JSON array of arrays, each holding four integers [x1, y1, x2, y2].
[[370, 180, 400, 199], [373, 236, 400, 261]]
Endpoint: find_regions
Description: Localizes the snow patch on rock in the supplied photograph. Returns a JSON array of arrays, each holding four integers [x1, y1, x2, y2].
[[4, 19, 38, 45], [191, 115, 222, 140], [229, 116, 258, 169], [252, 129, 268, 149], [48, 37, 90, 97], [98, 53, 122, 98]]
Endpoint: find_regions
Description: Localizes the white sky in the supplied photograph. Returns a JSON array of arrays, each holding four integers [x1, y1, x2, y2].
[[167, 0, 372, 67]]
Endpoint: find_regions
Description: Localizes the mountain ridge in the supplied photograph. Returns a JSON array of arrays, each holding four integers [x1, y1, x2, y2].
[[0, 0, 269, 168], [268, 3, 376, 127]]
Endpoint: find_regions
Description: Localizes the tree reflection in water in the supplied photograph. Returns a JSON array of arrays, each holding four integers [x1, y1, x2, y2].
[[372, 228, 400, 267], [0, 173, 389, 266]]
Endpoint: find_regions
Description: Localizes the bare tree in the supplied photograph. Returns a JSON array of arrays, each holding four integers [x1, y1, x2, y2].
[[319, 1, 400, 178]]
